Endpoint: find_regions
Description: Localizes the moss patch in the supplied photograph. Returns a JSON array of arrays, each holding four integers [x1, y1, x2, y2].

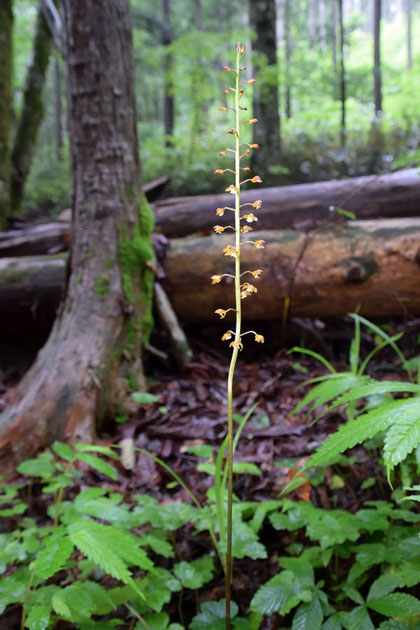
[[95, 274, 110, 296], [119, 194, 155, 343]]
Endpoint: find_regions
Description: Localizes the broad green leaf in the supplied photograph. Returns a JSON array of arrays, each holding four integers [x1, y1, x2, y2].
[[0, 567, 31, 612], [290, 374, 369, 418], [185, 444, 215, 459], [378, 621, 413, 629], [367, 574, 404, 601], [75, 453, 117, 481], [356, 543, 387, 568], [197, 461, 261, 476], [139, 531, 174, 558], [51, 582, 95, 622], [190, 599, 239, 630], [17, 454, 56, 479], [73, 493, 131, 524], [82, 581, 115, 615], [138, 612, 170, 630], [52, 442, 74, 462], [249, 500, 283, 534], [132, 391, 159, 404], [174, 556, 214, 589], [292, 594, 323, 630], [307, 400, 412, 469], [31, 532, 74, 580], [69, 519, 154, 573], [347, 606, 375, 630], [383, 414, 420, 473], [367, 592, 420, 618], [230, 520, 267, 560], [26, 604, 51, 630], [74, 444, 120, 460], [322, 615, 343, 630], [250, 571, 312, 616]]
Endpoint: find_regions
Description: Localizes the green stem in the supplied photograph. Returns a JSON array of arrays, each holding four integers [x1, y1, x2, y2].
[[20, 568, 36, 630], [225, 42, 242, 630]]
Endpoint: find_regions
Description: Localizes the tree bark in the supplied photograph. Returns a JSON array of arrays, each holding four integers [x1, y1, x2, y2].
[[373, 0, 382, 115], [10, 0, 55, 215], [249, 0, 282, 183], [54, 56, 63, 161], [152, 168, 420, 237], [0, 0, 155, 476], [5, 218, 420, 329], [0, 0, 13, 228]]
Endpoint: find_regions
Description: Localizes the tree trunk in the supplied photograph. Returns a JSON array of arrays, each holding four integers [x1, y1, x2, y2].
[[373, 0, 382, 115], [10, 0, 55, 215], [152, 168, 420, 237], [0, 0, 13, 229], [54, 56, 63, 161], [162, 0, 174, 147], [330, 0, 338, 82], [319, 0, 327, 52], [249, 0, 282, 184], [284, 0, 292, 119], [338, 0, 346, 148], [4, 217, 420, 330], [0, 0, 155, 476], [406, 0, 412, 70]]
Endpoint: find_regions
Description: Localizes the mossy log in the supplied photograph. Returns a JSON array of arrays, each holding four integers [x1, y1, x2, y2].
[[164, 218, 420, 321], [153, 168, 420, 238], [2, 219, 420, 329]]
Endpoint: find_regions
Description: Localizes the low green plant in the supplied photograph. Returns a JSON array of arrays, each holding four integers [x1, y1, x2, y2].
[[1, 436, 419, 629], [288, 314, 420, 489]]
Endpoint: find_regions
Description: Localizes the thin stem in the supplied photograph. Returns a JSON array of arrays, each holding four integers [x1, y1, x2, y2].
[[225, 42, 242, 630], [20, 569, 36, 630]]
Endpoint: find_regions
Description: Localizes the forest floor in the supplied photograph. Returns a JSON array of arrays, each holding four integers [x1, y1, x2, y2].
[[1, 316, 419, 628]]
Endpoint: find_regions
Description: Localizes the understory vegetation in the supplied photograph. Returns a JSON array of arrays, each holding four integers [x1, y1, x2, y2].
[[1, 316, 419, 629]]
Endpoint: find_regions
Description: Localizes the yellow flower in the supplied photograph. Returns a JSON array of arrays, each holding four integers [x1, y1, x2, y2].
[[242, 283, 257, 294], [251, 175, 262, 183], [252, 269, 263, 278], [249, 117, 258, 122], [252, 200, 262, 208], [254, 240, 265, 249], [216, 207, 225, 216], [225, 184, 237, 194], [213, 225, 225, 234], [222, 331, 233, 341], [250, 144, 260, 149], [215, 309, 227, 319], [240, 226, 253, 233], [223, 245, 238, 258], [254, 334, 264, 343], [214, 169, 224, 174], [243, 213, 258, 223], [229, 340, 244, 351], [211, 275, 222, 284]]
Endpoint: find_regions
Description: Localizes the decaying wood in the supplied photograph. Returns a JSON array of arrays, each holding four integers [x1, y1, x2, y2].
[[0, 222, 68, 256], [164, 218, 420, 320], [0, 177, 170, 257], [154, 280, 193, 370], [2, 219, 420, 328], [153, 168, 420, 238]]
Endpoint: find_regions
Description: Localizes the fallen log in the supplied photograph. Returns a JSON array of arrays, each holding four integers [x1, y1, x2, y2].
[[164, 218, 420, 321], [1, 219, 420, 327], [0, 176, 171, 257], [153, 168, 420, 238]]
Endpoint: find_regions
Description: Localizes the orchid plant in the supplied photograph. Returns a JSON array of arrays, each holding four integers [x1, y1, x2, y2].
[[211, 42, 265, 628]]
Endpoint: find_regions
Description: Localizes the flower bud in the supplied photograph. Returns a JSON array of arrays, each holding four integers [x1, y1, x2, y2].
[[251, 176, 262, 183]]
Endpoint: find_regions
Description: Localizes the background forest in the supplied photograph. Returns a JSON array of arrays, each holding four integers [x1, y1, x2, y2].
[[12, 0, 420, 214]]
